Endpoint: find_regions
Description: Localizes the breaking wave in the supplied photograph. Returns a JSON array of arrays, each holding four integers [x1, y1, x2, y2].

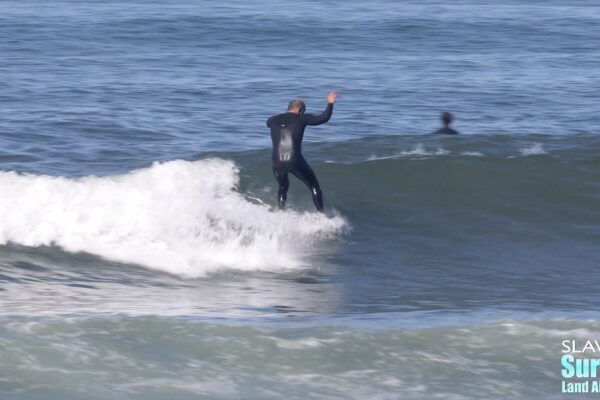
[[0, 159, 347, 277]]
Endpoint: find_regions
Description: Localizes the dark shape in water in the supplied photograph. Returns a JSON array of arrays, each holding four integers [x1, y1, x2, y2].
[[433, 112, 460, 135]]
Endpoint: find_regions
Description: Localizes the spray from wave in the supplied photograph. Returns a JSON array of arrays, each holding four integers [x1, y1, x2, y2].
[[0, 159, 347, 277]]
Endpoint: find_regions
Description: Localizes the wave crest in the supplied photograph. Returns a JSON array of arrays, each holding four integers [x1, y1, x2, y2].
[[0, 159, 347, 277]]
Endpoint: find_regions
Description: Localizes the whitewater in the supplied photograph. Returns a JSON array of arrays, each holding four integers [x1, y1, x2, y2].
[[0, 159, 346, 277]]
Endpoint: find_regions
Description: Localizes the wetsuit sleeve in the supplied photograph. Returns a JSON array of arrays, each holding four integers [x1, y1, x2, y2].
[[301, 103, 333, 126]]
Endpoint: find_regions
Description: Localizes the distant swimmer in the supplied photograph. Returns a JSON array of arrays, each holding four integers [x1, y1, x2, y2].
[[433, 112, 460, 135], [267, 92, 337, 212]]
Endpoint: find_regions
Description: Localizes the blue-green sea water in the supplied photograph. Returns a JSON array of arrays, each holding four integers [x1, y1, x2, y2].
[[1, 1, 599, 398]]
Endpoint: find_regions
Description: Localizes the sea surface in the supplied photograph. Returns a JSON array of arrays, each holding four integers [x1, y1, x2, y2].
[[1, 1, 599, 399]]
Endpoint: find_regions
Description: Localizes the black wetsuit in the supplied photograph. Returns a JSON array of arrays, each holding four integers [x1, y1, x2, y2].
[[433, 127, 459, 135], [267, 103, 333, 212]]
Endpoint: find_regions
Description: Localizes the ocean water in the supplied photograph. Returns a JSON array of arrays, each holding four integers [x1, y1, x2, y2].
[[1, 1, 600, 399]]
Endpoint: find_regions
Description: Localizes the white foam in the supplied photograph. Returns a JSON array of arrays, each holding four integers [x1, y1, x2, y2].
[[398, 143, 429, 156], [461, 151, 484, 157], [272, 337, 339, 350], [519, 143, 547, 156], [398, 144, 450, 157], [367, 144, 451, 161], [366, 154, 393, 162], [0, 159, 347, 277]]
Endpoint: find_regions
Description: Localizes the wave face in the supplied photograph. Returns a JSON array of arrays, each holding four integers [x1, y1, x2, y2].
[[0, 159, 346, 277], [226, 134, 600, 316], [239, 134, 600, 239]]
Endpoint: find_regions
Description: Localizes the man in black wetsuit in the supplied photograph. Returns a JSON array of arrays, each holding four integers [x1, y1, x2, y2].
[[433, 112, 460, 135], [267, 92, 337, 213]]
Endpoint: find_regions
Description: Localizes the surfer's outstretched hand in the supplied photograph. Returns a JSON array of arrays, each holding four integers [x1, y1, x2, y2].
[[327, 92, 337, 104]]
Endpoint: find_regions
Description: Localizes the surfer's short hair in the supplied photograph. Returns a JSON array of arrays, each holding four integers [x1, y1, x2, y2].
[[288, 99, 306, 113], [441, 112, 453, 125]]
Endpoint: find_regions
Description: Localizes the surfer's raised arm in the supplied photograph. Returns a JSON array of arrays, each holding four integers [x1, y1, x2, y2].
[[301, 92, 337, 126]]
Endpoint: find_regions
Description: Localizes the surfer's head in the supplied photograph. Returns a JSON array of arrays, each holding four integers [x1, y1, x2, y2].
[[441, 112, 453, 126], [288, 99, 306, 114]]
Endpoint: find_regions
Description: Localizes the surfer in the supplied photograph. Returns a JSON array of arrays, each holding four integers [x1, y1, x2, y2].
[[433, 112, 460, 135], [267, 92, 337, 212]]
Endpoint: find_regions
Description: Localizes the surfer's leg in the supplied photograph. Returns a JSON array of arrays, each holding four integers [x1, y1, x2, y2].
[[291, 159, 324, 212], [272, 166, 289, 210]]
